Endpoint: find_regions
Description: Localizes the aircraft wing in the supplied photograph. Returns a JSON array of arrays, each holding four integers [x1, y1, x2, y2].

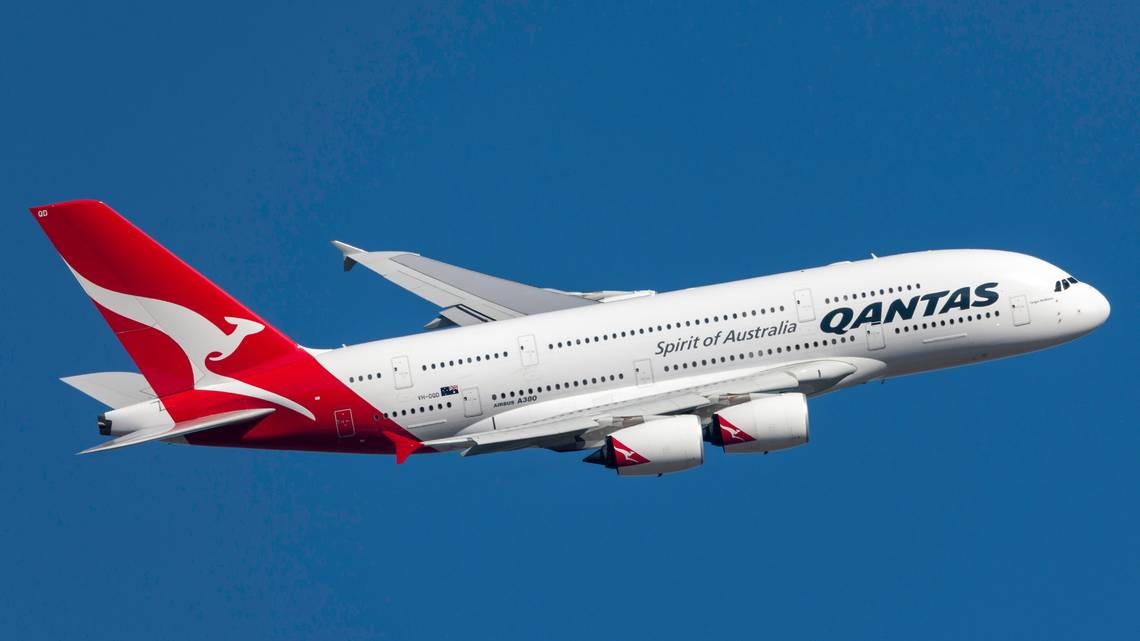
[[421, 359, 857, 457], [331, 242, 654, 328]]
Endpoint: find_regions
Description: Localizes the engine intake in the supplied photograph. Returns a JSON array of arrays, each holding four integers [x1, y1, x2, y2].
[[706, 393, 809, 454]]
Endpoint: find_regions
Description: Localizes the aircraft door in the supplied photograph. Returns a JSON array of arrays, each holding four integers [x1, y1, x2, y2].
[[518, 334, 539, 367], [1010, 295, 1031, 326], [865, 323, 885, 351], [334, 408, 355, 438], [391, 356, 413, 389], [462, 387, 483, 417], [634, 359, 654, 386], [794, 289, 816, 322]]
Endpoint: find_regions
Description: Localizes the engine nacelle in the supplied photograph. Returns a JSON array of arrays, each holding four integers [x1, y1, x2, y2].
[[583, 415, 704, 476], [707, 393, 809, 454]]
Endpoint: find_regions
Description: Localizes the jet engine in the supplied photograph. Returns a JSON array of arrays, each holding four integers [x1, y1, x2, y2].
[[583, 415, 704, 476], [705, 393, 809, 454]]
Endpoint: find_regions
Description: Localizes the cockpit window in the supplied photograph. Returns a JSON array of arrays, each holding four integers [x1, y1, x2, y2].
[[1055, 276, 1080, 292]]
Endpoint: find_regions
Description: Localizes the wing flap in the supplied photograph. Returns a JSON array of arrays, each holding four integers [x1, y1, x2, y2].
[[422, 416, 599, 457], [78, 408, 275, 455]]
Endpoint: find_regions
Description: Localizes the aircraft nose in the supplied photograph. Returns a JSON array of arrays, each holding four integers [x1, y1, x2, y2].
[[1075, 285, 1110, 330], [1092, 286, 1111, 325]]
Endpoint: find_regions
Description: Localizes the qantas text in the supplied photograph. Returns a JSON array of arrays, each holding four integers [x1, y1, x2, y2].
[[819, 282, 999, 335]]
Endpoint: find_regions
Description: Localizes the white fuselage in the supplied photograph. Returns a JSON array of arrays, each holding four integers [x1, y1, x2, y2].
[[316, 249, 1109, 442]]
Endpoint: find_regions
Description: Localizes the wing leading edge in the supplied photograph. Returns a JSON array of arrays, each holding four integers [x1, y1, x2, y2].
[[332, 242, 653, 328]]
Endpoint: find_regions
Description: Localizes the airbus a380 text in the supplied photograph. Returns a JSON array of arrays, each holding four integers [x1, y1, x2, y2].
[[30, 201, 1110, 476]]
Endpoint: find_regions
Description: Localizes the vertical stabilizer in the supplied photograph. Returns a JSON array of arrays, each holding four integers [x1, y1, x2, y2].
[[29, 201, 300, 398]]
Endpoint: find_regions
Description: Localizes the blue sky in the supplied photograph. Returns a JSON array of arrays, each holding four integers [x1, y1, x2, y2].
[[2, 2, 1137, 639]]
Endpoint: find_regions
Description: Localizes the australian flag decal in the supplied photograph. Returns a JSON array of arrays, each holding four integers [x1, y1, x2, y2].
[[440, 385, 459, 396]]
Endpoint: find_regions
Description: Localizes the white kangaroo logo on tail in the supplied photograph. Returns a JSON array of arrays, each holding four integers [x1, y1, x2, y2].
[[68, 266, 315, 420], [208, 316, 264, 362]]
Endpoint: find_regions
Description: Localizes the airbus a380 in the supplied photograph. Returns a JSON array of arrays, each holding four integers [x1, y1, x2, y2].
[[30, 201, 1110, 476]]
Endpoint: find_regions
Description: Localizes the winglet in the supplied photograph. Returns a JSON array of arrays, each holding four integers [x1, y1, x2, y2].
[[386, 431, 423, 464], [331, 240, 366, 272]]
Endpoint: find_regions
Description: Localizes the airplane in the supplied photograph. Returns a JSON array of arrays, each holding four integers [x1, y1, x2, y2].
[[29, 200, 1110, 476]]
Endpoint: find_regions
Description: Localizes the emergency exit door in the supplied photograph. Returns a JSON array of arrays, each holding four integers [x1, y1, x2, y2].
[[1010, 295, 1031, 326], [334, 408, 355, 438], [865, 323, 885, 351], [794, 289, 816, 322], [462, 387, 483, 417], [634, 359, 654, 386], [518, 334, 539, 367], [391, 356, 413, 389]]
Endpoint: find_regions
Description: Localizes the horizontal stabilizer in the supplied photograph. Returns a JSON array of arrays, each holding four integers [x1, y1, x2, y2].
[[79, 408, 275, 455], [61, 372, 155, 408]]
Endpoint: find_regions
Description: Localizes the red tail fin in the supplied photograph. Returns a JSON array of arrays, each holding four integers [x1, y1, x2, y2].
[[30, 201, 300, 398]]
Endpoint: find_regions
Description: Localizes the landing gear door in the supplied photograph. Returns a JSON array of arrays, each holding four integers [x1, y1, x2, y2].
[[462, 387, 483, 417], [391, 356, 413, 389], [1010, 295, 1031, 326], [865, 323, 885, 351], [794, 289, 816, 322]]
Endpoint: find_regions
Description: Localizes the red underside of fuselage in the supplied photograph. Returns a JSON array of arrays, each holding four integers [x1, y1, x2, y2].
[[182, 421, 436, 456]]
